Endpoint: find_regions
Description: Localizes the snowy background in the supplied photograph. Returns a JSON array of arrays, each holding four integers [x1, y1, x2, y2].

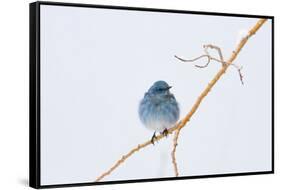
[[40, 5, 272, 185]]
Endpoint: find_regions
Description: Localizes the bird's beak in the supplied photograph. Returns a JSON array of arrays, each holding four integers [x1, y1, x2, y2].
[[167, 86, 172, 90]]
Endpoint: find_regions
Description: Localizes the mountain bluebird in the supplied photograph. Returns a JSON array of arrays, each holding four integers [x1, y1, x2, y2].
[[138, 81, 180, 144]]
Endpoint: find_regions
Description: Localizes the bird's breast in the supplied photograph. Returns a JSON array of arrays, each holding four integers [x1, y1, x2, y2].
[[138, 94, 179, 132]]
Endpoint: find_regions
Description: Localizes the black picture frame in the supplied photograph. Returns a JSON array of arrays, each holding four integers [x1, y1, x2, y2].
[[29, 1, 274, 189]]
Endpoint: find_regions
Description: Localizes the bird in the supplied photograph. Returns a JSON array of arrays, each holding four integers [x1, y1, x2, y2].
[[138, 80, 180, 144]]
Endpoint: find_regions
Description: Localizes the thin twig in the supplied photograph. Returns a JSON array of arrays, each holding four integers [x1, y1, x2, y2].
[[175, 44, 245, 85], [95, 18, 267, 181], [175, 54, 226, 68], [174, 54, 210, 63], [175, 45, 226, 68], [204, 44, 225, 66], [231, 64, 244, 85], [171, 128, 180, 176]]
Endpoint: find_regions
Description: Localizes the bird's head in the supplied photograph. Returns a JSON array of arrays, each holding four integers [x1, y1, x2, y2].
[[148, 80, 172, 96]]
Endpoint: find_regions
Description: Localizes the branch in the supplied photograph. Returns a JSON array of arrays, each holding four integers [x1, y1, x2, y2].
[[171, 128, 180, 176], [170, 18, 267, 176], [175, 54, 223, 68], [95, 18, 267, 181], [175, 44, 226, 68], [204, 44, 225, 66]]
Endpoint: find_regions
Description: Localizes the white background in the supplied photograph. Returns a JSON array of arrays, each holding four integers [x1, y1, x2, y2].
[[0, 0, 279, 190]]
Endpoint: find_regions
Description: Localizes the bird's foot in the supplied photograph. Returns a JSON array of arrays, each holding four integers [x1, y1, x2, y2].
[[161, 128, 169, 137], [150, 132, 157, 145]]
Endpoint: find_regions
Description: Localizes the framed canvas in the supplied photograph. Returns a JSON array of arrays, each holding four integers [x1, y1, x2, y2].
[[29, 1, 274, 188]]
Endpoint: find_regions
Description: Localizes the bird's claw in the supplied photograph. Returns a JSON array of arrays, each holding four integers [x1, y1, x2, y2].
[[161, 128, 169, 137], [151, 132, 157, 145]]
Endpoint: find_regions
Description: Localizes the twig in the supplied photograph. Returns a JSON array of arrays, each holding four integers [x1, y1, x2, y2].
[[231, 64, 244, 85], [171, 128, 180, 176], [175, 43, 246, 86], [95, 18, 267, 181], [174, 54, 211, 63], [204, 44, 225, 66], [174, 45, 227, 68]]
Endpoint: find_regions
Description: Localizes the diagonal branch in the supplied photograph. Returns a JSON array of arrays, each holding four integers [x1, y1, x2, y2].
[[170, 18, 267, 177], [95, 18, 267, 182]]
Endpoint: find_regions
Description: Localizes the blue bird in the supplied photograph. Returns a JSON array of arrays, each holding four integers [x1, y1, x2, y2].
[[138, 81, 180, 144]]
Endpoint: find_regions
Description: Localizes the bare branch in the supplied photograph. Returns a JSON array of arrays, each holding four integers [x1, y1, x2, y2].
[[169, 19, 266, 177], [171, 128, 180, 177], [204, 44, 225, 66], [175, 44, 227, 69], [174, 54, 211, 68], [175, 54, 227, 68], [95, 18, 267, 181]]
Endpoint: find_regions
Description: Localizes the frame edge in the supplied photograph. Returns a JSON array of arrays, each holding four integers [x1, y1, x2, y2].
[[29, 1, 274, 188], [29, 2, 41, 189]]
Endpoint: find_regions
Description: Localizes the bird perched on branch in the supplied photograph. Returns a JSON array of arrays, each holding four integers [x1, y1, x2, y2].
[[138, 80, 180, 144]]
